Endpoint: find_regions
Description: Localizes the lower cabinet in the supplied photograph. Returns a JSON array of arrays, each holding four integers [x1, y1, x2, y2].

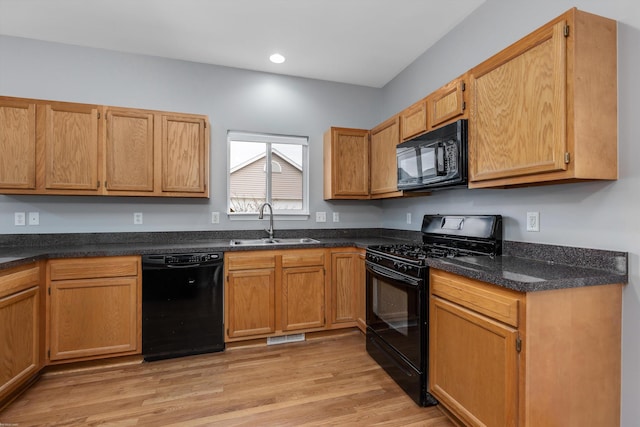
[[329, 248, 365, 330], [429, 269, 622, 427], [226, 253, 277, 338], [226, 248, 368, 342], [281, 267, 325, 331], [47, 256, 141, 363], [225, 249, 327, 341], [0, 263, 41, 407]]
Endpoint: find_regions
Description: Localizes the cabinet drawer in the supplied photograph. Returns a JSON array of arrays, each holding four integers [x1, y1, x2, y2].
[[0, 264, 40, 298], [49, 256, 139, 280], [226, 253, 276, 271], [282, 250, 325, 268], [430, 270, 522, 327]]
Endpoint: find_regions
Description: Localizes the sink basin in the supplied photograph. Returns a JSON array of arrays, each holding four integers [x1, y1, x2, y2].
[[229, 237, 319, 246], [272, 237, 320, 244]]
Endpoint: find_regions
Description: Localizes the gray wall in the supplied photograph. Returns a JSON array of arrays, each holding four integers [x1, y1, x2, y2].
[[380, 1, 640, 425], [0, 35, 384, 234], [1, 0, 638, 423]]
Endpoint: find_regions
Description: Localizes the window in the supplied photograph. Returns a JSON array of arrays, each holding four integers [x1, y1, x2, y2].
[[228, 131, 308, 215]]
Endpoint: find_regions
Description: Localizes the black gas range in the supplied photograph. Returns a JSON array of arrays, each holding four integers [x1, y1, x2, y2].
[[365, 214, 502, 407]]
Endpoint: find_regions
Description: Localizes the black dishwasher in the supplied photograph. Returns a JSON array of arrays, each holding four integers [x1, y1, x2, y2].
[[142, 252, 224, 361]]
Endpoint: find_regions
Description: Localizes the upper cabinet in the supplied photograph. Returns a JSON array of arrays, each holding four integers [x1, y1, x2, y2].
[[0, 96, 210, 198], [370, 115, 403, 198], [324, 119, 404, 200], [427, 75, 467, 130], [400, 99, 428, 141], [400, 74, 467, 142], [43, 102, 101, 193], [0, 98, 37, 190], [104, 108, 155, 194], [160, 114, 209, 195], [323, 127, 370, 199], [468, 8, 617, 188]]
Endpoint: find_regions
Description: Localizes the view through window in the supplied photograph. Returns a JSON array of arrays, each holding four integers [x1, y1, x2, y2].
[[228, 131, 308, 215]]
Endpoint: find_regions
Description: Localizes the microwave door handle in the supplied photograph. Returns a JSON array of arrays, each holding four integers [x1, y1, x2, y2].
[[435, 143, 446, 175], [415, 147, 422, 180]]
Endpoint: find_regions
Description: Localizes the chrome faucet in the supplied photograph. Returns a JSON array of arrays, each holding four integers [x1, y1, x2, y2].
[[258, 202, 275, 239]]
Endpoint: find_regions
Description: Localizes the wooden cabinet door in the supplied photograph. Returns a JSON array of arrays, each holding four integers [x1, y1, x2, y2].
[[281, 266, 325, 331], [370, 116, 401, 197], [429, 77, 466, 129], [469, 21, 567, 183], [0, 286, 39, 402], [227, 269, 276, 338], [105, 108, 154, 193], [49, 276, 139, 361], [430, 296, 519, 427], [330, 252, 360, 326], [323, 127, 370, 199], [161, 114, 208, 196], [400, 99, 428, 141], [0, 98, 37, 190], [43, 102, 100, 191]]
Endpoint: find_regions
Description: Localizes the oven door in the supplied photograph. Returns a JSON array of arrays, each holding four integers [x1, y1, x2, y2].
[[365, 261, 425, 369]]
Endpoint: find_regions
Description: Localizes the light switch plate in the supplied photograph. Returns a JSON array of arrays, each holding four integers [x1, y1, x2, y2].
[[526, 211, 540, 232], [332, 212, 339, 222], [211, 212, 220, 224], [316, 212, 326, 222]]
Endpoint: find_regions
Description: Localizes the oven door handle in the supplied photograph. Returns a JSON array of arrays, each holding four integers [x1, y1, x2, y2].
[[365, 261, 422, 287]]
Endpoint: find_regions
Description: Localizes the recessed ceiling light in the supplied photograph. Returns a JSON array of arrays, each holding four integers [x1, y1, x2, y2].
[[269, 53, 286, 64]]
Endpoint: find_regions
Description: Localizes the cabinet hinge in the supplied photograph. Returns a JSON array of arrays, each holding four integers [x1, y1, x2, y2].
[[48, 287, 51, 295], [97, 181, 101, 188], [461, 82, 466, 92], [516, 336, 522, 353], [462, 101, 467, 111], [564, 25, 570, 37], [97, 112, 100, 119], [47, 349, 50, 358], [564, 152, 571, 164]]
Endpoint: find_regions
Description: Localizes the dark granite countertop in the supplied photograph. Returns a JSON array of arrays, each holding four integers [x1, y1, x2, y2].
[[0, 230, 628, 292], [0, 229, 412, 271], [426, 254, 627, 292]]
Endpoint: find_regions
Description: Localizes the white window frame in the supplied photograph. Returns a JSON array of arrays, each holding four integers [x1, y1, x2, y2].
[[227, 130, 309, 218]]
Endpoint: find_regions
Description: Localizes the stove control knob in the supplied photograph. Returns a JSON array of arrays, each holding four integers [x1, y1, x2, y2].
[[396, 263, 408, 272]]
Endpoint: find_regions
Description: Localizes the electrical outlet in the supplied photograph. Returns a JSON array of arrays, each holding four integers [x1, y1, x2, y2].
[[406, 213, 412, 224], [211, 212, 220, 224], [526, 211, 540, 232], [14, 212, 26, 226], [332, 212, 340, 222], [134, 212, 143, 225], [316, 212, 326, 222], [28, 212, 39, 226]]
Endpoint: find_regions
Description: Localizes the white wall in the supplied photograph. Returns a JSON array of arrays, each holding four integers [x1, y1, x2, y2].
[[380, 1, 640, 425], [0, 35, 384, 233]]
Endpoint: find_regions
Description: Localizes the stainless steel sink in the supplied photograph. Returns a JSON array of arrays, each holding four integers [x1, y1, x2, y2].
[[229, 237, 320, 246], [273, 237, 320, 244]]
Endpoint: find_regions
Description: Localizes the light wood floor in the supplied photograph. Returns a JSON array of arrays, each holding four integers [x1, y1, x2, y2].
[[1, 331, 455, 426]]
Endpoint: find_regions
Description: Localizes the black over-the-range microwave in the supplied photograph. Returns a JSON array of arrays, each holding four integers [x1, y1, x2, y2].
[[396, 119, 467, 191]]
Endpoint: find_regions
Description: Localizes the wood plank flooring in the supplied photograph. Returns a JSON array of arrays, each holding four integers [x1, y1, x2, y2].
[[0, 331, 455, 426]]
